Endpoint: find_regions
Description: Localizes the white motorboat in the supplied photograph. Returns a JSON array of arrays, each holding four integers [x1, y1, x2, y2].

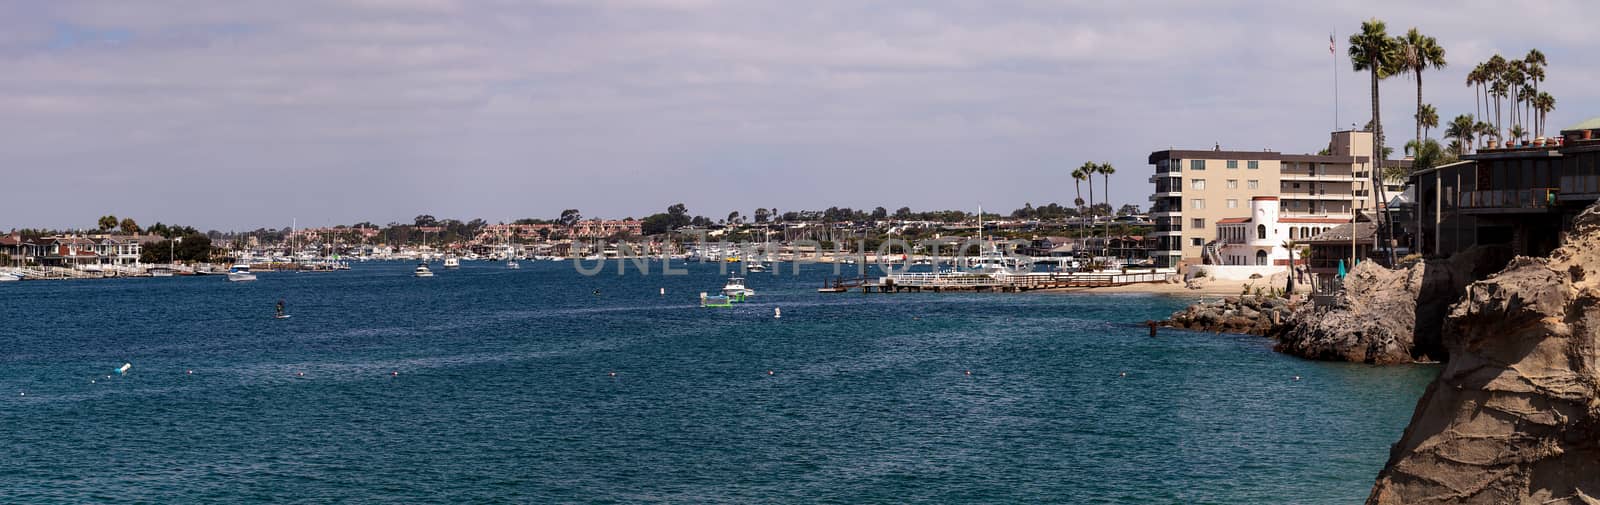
[[227, 264, 257, 282], [506, 259, 520, 269], [0, 272, 19, 282], [414, 262, 435, 277], [722, 276, 755, 300], [443, 256, 461, 269], [746, 263, 767, 272]]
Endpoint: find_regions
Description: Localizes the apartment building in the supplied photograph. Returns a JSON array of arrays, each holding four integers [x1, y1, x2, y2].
[[1146, 130, 1379, 267]]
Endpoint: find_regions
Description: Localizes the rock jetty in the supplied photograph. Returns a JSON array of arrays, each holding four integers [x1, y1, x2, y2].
[[1163, 293, 1295, 336], [1367, 203, 1600, 504]]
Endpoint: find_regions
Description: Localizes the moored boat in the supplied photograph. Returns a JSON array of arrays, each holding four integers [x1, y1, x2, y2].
[[227, 264, 257, 282]]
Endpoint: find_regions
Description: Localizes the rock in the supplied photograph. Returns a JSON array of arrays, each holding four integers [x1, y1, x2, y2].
[[1273, 244, 1512, 364], [1367, 201, 1600, 504]]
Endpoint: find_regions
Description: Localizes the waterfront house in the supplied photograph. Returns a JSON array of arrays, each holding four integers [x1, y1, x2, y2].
[[1303, 221, 1377, 282], [1411, 117, 1600, 259]]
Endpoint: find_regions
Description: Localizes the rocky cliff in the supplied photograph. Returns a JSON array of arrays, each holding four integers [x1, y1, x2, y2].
[[1272, 246, 1511, 364], [1368, 204, 1600, 504]]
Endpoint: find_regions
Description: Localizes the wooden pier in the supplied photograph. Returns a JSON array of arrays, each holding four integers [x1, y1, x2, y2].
[[820, 270, 1174, 293]]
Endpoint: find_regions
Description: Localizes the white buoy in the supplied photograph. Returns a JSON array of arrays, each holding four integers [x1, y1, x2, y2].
[[116, 363, 132, 375], [774, 307, 781, 319], [660, 287, 665, 296]]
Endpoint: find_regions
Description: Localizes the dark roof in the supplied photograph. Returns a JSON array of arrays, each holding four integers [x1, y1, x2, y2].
[[1303, 222, 1375, 244]]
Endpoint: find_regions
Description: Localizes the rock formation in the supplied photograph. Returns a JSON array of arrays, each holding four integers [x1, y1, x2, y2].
[[1367, 204, 1600, 504], [1163, 294, 1294, 336], [1273, 246, 1511, 364]]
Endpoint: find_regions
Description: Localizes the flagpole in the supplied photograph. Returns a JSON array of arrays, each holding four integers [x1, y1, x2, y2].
[[1332, 29, 1339, 131]]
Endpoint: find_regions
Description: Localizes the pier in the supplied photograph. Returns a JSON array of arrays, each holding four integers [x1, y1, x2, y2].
[[820, 270, 1174, 293]]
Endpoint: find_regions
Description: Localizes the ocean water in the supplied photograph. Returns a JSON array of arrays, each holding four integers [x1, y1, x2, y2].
[[0, 260, 1436, 504]]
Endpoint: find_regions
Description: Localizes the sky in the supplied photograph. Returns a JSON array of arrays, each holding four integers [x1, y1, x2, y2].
[[3, 0, 1598, 231]]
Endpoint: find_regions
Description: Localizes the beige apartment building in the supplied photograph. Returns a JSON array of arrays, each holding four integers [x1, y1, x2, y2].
[[1145, 130, 1379, 268]]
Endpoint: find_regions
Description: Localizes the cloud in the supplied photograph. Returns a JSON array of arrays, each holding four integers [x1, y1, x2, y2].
[[0, 1, 1595, 229]]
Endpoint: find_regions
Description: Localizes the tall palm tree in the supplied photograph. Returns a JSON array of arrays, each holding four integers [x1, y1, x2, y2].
[[1467, 63, 1487, 134], [1486, 54, 1507, 140], [1282, 239, 1298, 293], [1349, 18, 1399, 264], [1071, 165, 1090, 240], [1097, 162, 1116, 259], [1444, 114, 1476, 156], [1524, 49, 1547, 136], [1506, 60, 1526, 141], [1398, 28, 1446, 146], [1415, 103, 1438, 140]]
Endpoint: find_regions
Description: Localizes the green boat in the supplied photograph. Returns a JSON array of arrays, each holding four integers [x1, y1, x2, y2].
[[700, 293, 732, 308]]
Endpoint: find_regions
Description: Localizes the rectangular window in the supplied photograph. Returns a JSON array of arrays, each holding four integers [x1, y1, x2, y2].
[[1190, 160, 1205, 170], [1227, 160, 1239, 169], [1248, 160, 1259, 169], [1190, 198, 1205, 210], [1191, 238, 1204, 247], [1191, 179, 1206, 190], [1248, 180, 1259, 189], [1191, 218, 1205, 229], [1226, 179, 1238, 189], [1226, 199, 1239, 209]]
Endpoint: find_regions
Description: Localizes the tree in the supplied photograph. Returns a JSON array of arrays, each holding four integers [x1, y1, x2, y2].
[[1075, 162, 1096, 240], [558, 209, 582, 228], [413, 214, 438, 227], [119, 218, 140, 235], [894, 207, 912, 220], [1466, 63, 1487, 141], [1397, 28, 1446, 147], [1524, 49, 1547, 136], [726, 211, 741, 226], [1350, 18, 1400, 265], [753, 208, 770, 224], [1534, 92, 1555, 137], [97, 215, 118, 232], [1444, 114, 1476, 156], [1415, 103, 1438, 141], [870, 207, 888, 220], [1510, 124, 1527, 143], [1283, 240, 1299, 293], [1097, 162, 1115, 257], [1118, 204, 1140, 216], [1404, 138, 1452, 173]]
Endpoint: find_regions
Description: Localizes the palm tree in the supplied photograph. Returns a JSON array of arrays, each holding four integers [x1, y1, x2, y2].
[[1444, 114, 1476, 156], [1467, 63, 1487, 134], [1415, 103, 1438, 140], [1097, 162, 1116, 259], [1404, 138, 1449, 172], [1506, 60, 1527, 141], [1070, 165, 1089, 240], [1486, 54, 1507, 140], [1535, 92, 1556, 136], [1524, 49, 1547, 136], [1349, 18, 1399, 264], [1475, 120, 1495, 149], [1398, 28, 1446, 146], [1510, 124, 1527, 144]]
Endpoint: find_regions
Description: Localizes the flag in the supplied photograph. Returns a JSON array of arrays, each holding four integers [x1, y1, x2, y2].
[[1329, 34, 1336, 55]]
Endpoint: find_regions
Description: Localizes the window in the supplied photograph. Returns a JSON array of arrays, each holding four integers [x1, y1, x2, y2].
[[1191, 218, 1205, 229], [1226, 160, 1239, 169], [1226, 199, 1239, 209], [1255, 250, 1268, 265], [1190, 160, 1205, 170], [1191, 199, 1205, 210], [1248, 160, 1259, 169], [1257, 224, 1267, 240], [1191, 238, 1204, 247], [1248, 180, 1259, 189], [1226, 179, 1238, 189], [1191, 179, 1206, 190]]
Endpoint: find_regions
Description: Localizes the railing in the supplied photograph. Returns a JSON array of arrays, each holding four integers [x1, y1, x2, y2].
[[1460, 188, 1559, 210], [1153, 224, 1183, 233], [1560, 176, 1600, 195]]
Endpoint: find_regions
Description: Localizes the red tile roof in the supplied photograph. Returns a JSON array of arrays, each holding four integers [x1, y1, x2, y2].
[[1216, 217, 1252, 225]]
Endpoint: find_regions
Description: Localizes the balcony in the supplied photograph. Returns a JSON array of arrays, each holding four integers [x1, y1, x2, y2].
[[1460, 188, 1559, 213], [1280, 171, 1356, 182], [1278, 191, 1354, 200], [1559, 175, 1600, 198]]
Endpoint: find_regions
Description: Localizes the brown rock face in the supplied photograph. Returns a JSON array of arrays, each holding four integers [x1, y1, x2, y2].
[[1274, 246, 1511, 364], [1368, 204, 1600, 504]]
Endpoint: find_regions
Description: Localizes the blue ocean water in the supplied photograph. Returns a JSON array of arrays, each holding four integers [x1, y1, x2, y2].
[[0, 261, 1435, 503]]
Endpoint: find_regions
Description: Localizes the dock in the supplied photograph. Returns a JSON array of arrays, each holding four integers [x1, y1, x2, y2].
[[820, 270, 1173, 293]]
